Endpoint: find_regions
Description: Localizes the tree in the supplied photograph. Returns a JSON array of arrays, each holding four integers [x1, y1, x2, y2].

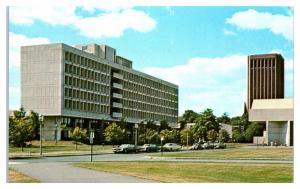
[[13, 106, 26, 119], [104, 122, 125, 146], [159, 120, 169, 131], [139, 128, 158, 144], [207, 130, 218, 143], [193, 108, 219, 142], [70, 127, 87, 150], [180, 127, 194, 145], [9, 117, 36, 151], [219, 129, 230, 143], [160, 129, 180, 143], [179, 110, 199, 127], [232, 130, 244, 143], [244, 122, 264, 142], [217, 112, 231, 124]]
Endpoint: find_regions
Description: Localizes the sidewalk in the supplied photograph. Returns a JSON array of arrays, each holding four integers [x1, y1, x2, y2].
[[9, 162, 158, 183]]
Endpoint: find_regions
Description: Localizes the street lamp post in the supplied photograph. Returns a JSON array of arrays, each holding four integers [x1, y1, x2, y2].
[[134, 123, 139, 147], [90, 128, 94, 162], [39, 115, 44, 156], [160, 136, 164, 157]]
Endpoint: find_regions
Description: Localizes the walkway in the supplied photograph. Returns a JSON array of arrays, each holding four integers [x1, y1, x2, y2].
[[9, 162, 158, 183]]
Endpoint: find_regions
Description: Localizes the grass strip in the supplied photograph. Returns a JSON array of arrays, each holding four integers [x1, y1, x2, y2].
[[73, 161, 293, 183]]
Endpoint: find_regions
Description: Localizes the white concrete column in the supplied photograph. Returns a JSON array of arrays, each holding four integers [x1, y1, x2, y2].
[[266, 120, 269, 146], [286, 121, 290, 146]]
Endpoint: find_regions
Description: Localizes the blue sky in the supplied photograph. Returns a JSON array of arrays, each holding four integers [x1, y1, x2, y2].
[[9, 6, 294, 117]]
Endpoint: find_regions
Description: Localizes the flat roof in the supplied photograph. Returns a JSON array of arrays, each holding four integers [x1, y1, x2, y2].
[[251, 98, 293, 110]]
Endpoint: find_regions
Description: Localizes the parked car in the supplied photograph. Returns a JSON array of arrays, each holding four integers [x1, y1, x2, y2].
[[202, 142, 214, 149], [139, 144, 159, 152], [163, 143, 182, 151], [189, 143, 203, 150], [112, 144, 139, 153], [214, 142, 226, 149]]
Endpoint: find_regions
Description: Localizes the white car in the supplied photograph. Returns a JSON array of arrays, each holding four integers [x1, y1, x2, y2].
[[163, 143, 181, 151]]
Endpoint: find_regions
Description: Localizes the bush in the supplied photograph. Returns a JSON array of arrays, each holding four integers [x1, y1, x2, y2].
[[232, 130, 244, 143], [244, 122, 264, 142]]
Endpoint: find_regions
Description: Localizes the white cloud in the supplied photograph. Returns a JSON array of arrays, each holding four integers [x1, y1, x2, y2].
[[74, 9, 157, 38], [9, 32, 50, 67], [223, 28, 236, 36], [10, 6, 157, 39], [226, 9, 293, 41], [144, 52, 293, 116], [144, 55, 247, 116], [10, 6, 80, 26]]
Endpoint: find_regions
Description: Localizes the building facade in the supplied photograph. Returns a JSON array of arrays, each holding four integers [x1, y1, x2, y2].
[[249, 99, 293, 146], [247, 54, 284, 110], [21, 43, 178, 140]]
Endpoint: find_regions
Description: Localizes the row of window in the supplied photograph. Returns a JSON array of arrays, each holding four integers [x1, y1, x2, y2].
[[123, 89, 177, 104], [65, 63, 110, 82], [65, 51, 110, 72], [122, 108, 177, 123], [65, 75, 110, 93], [123, 71, 177, 94], [123, 81, 177, 99], [64, 99, 110, 114], [122, 98, 177, 111], [64, 87, 110, 104]]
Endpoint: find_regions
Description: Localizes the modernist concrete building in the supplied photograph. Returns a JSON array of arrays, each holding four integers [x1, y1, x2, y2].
[[247, 53, 293, 146], [21, 43, 178, 140], [247, 54, 284, 110], [249, 99, 293, 146]]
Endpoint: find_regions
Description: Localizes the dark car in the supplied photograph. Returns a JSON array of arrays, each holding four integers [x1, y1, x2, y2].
[[139, 144, 159, 152], [189, 143, 203, 150], [112, 144, 139, 153]]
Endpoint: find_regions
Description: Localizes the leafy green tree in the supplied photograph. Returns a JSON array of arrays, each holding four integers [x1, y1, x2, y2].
[[9, 117, 36, 151], [139, 128, 158, 144], [244, 122, 264, 142], [180, 127, 194, 145], [217, 112, 231, 124], [160, 129, 180, 143], [219, 129, 230, 143], [193, 108, 219, 141], [232, 130, 245, 143], [13, 106, 26, 119], [179, 110, 199, 127], [159, 120, 169, 131], [70, 127, 87, 150], [207, 129, 218, 143], [104, 122, 125, 146]]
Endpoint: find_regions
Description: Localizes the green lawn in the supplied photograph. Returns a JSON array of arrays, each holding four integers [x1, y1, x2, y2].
[[9, 140, 114, 156], [153, 148, 293, 160], [73, 162, 293, 183], [8, 168, 39, 183]]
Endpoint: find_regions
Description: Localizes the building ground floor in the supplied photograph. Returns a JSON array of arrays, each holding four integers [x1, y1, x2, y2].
[[40, 115, 167, 145], [253, 121, 293, 146]]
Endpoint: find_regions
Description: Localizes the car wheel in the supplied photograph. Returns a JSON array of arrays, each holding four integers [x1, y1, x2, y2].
[[124, 149, 127, 153], [146, 149, 150, 153], [170, 148, 172, 151]]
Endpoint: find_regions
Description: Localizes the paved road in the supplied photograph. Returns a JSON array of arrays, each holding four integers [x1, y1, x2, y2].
[[10, 150, 293, 164], [9, 162, 157, 183], [9, 149, 292, 183]]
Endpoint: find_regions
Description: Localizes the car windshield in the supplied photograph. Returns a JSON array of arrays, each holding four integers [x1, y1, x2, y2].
[[143, 144, 150, 147]]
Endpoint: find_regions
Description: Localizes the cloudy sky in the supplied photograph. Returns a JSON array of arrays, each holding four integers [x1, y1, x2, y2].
[[9, 6, 294, 117]]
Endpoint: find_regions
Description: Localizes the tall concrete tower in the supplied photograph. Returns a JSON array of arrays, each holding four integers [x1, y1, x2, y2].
[[247, 53, 284, 110]]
